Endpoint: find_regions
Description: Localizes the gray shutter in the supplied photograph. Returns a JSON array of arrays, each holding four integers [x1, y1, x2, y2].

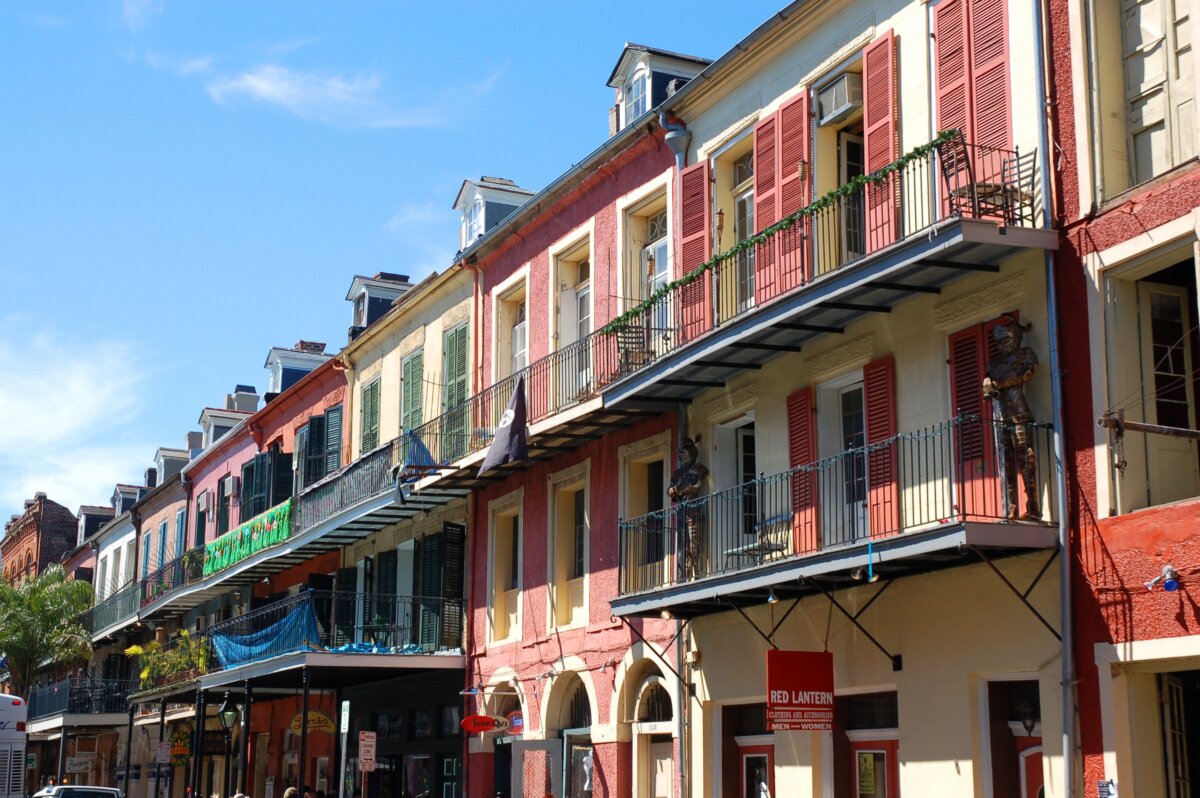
[[440, 522, 465, 648], [305, 415, 326, 486], [418, 534, 443, 649], [271, 448, 293, 506]]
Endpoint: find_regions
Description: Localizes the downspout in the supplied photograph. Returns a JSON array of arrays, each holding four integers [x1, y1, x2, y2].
[[1083, 0, 1104, 211], [675, 404, 689, 798], [463, 259, 483, 394], [1031, 0, 1075, 793], [658, 112, 691, 171]]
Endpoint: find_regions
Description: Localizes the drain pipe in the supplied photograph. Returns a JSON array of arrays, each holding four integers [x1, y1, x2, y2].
[[1031, 0, 1075, 792], [675, 403, 689, 798], [658, 112, 691, 171]]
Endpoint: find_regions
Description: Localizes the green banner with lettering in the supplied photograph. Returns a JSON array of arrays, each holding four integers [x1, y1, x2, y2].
[[203, 498, 292, 577]]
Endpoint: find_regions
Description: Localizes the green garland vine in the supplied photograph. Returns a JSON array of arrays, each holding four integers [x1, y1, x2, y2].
[[601, 129, 962, 333]]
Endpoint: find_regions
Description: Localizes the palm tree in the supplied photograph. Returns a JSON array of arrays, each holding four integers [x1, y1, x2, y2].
[[0, 564, 93, 697]]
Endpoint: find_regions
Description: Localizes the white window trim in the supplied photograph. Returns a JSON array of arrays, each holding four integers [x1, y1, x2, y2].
[[486, 487, 524, 648], [618, 430, 672, 521], [546, 219, 596, 351], [614, 169, 674, 304], [490, 263, 531, 386], [546, 459, 591, 632]]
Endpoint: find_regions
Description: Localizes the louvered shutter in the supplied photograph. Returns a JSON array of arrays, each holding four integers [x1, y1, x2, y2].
[[787, 386, 819, 553], [271, 448, 293, 505], [677, 160, 712, 343], [376, 548, 398, 628], [294, 425, 309, 491], [753, 112, 780, 304], [334, 567, 357, 646], [418, 533, 444, 649], [863, 31, 898, 253], [360, 555, 375, 629], [402, 353, 424, 431], [777, 91, 811, 292], [252, 452, 271, 517], [441, 523, 465, 647], [305, 414, 326, 486], [935, 0, 973, 140], [324, 405, 343, 475], [240, 461, 255, 520], [444, 327, 470, 461], [864, 356, 900, 536], [948, 322, 993, 518], [361, 380, 380, 453], [969, 0, 1011, 155]]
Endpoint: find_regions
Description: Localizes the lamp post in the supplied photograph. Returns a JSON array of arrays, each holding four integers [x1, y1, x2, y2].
[[217, 692, 239, 798]]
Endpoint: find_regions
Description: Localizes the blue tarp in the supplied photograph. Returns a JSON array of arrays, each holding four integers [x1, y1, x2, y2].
[[211, 601, 320, 669], [401, 431, 439, 480]]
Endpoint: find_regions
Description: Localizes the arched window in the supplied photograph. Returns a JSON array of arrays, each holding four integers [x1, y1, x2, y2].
[[568, 681, 592, 729], [636, 682, 672, 723]]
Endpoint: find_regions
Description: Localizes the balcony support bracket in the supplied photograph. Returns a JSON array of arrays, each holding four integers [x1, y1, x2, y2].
[[613, 615, 695, 698], [966, 545, 1061, 641], [804, 578, 903, 671]]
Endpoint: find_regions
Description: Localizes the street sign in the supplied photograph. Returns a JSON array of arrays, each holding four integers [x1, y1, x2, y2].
[[358, 731, 376, 772], [24, 753, 35, 770], [154, 742, 172, 765], [340, 700, 350, 733]]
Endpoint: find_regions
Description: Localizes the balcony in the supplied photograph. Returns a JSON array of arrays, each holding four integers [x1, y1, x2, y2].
[[130, 590, 463, 699], [140, 546, 204, 610], [83, 580, 140, 638], [28, 677, 131, 723], [612, 416, 1060, 618]]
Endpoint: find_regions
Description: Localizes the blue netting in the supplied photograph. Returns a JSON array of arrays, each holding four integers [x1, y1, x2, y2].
[[211, 600, 320, 668]]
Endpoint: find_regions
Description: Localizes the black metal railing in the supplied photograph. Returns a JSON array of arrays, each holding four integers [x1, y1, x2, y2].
[[84, 580, 140, 635], [293, 443, 397, 533], [140, 546, 205, 608], [28, 677, 131, 720], [618, 415, 1056, 595]]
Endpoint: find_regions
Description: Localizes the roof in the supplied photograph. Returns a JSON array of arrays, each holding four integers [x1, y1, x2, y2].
[[77, 505, 114, 515], [114, 484, 143, 492], [344, 273, 413, 301], [452, 177, 536, 210], [344, 267, 467, 357], [606, 42, 712, 87]]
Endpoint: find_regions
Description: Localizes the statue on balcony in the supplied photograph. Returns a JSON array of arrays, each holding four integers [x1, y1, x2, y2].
[[983, 314, 1041, 520], [668, 435, 709, 580]]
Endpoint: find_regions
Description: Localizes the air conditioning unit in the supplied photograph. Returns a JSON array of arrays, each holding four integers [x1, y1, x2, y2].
[[196, 492, 210, 513], [222, 474, 239, 498], [817, 72, 863, 127]]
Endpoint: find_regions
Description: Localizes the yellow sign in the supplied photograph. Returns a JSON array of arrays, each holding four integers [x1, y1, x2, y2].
[[857, 752, 876, 795], [291, 712, 334, 734]]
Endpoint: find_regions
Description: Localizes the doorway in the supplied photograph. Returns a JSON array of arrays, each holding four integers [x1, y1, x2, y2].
[[818, 372, 868, 546], [840, 130, 866, 261], [848, 737, 899, 798], [739, 745, 773, 798]]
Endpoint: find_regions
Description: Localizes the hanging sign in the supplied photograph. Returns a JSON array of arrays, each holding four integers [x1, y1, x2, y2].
[[459, 715, 499, 734], [766, 650, 835, 731], [505, 710, 524, 736], [203, 499, 293, 576], [358, 731, 376, 772], [340, 700, 350, 734], [169, 722, 193, 767], [291, 712, 334, 734], [65, 757, 93, 773]]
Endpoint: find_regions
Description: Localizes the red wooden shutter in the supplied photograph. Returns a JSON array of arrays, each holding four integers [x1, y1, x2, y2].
[[934, 0, 972, 141], [753, 112, 780, 304], [863, 31, 898, 253], [787, 386, 819, 554], [864, 356, 900, 537], [969, 0, 1012, 159], [948, 322, 995, 518], [777, 91, 811, 292], [677, 160, 712, 342]]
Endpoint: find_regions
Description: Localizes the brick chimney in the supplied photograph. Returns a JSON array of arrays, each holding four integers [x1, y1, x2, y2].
[[295, 341, 327, 354]]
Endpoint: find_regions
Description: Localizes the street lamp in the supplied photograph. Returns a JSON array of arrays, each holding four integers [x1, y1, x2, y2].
[[217, 692, 239, 798]]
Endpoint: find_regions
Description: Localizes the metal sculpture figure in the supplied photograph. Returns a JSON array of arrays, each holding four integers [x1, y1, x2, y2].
[[668, 435, 709, 579], [983, 314, 1042, 520]]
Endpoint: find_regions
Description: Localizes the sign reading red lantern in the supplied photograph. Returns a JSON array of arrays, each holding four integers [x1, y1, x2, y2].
[[460, 714, 499, 734], [766, 650, 835, 731]]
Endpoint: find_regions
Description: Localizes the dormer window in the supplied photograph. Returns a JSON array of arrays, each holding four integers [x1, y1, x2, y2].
[[354, 294, 367, 327], [468, 196, 484, 242], [625, 71, 648, 124]]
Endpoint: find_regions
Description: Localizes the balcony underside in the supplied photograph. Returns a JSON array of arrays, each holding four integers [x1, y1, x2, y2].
[[603, 217, 1057, 407], [28, 712, 130, 735], [139, 489, 466, 620], [409, 402, 665, 494], [609, 520, 1058, 619]]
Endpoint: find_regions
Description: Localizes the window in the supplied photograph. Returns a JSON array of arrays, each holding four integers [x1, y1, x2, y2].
[[495, 277, 529, 381], [443, 326, 469, 462], [109, 548, 121, 594], [194, 497, 207, 548], [489, 493, 522, 644], [240, 448, 295, 520], [733, 151, 757, 313], [711, 135, 755, 320], [96, 558, 108, 601], [216, 482, 230, 537], [354, 294, 367, 327], [125, 539, 135, 582], [295, 404, 344, 492], [511, 303, 528, 373], [157, 521, 168, 569], [174, 509, 186, 560], [625, 71, 647, 124], [550, 466, 588, 628], [467, 196, 484, 242], [554, 239, 593, 404], [1124, 0, 1195, 185], [1103, 256, 1200, 511], [141, 533, 151, 578], [360, 378, 381, 453]]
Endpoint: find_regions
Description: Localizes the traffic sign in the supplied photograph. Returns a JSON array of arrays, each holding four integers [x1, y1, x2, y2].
[[358, 731, 376, 772], [154, 742, 171, 765], [340, 700, 350, 733]]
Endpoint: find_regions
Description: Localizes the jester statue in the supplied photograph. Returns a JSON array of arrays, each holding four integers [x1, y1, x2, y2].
[[982, 314, 1042, 520], [668, 435, 709, 580]]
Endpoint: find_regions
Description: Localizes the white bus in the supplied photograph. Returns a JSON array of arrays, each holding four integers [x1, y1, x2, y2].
[[0, 694, 27, 798]]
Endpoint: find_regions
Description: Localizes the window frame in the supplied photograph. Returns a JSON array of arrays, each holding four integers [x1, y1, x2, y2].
[[547, 460, 590, 630], [487, 488, 524, 646]]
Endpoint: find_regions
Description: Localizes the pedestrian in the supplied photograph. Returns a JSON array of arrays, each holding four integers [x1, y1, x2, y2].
[[283, 788, 298, 798]]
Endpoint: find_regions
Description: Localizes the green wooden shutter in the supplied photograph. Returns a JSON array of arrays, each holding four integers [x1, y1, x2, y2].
[[441, 522, 465, 648], [402, 352, 424, 432], [252, 452, 271, 517], [240, 461, 255, 518], [305, 415, 326, 486], [324, 405, 343, 475], [271, 448, 293, 506], [294, 425, 310, 491], [361, 379, 381, 452], [418, 533, 443, 649], [360, 555, 375, 629], [334, 567, 357, 646], [377, 549, 398, 628], [443, 326, 469, 462]]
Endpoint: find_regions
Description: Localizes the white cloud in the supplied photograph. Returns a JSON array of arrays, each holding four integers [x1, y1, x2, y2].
[[386, 200, 458, 275], [134, 50, 215, 77], [122, 0, 163, 32], [206, 65, 444, 128], [0, 321, 154, 514]]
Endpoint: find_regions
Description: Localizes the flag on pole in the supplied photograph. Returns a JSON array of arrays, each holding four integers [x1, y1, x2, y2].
[[479, 375, 528, 476]]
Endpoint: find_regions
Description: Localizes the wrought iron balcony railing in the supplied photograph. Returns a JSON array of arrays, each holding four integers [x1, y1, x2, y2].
[[84, 580, 140, 635], [618, 415, 1056, 596], [293, 444, 396, 533], [28, 677, 131, 720], [131, 590, 462, 695], [140, 546, 205, 608]]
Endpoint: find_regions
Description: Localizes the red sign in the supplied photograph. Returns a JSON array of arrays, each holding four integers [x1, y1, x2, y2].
[[766, 650, 835, 731], [505, 710, 524, 736], [460, 714, 499, 734]]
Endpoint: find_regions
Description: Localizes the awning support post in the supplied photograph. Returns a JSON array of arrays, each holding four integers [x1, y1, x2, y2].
[[612, 615, 695, 697], [967, 545, 1061, 641], [805, 578, 903, 671], [153, 700, 166, 798], [298, 666, 311, 791], [239, 681, 253, 796]]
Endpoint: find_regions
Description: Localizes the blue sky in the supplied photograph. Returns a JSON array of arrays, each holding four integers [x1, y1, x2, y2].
[[0, 0, 782, 515]]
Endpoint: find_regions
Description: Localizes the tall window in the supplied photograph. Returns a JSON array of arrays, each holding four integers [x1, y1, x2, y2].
[[360, 378, 382, 453], [157, 521, 168, 569], [490, 501, 521, 643], [443, 326, 469, 462], [467, 196, 484, 242], [402, 351, 425, 435], [733, 151, 756, 312], [625, 72, 648, 123], [141, 533, 151, 578], [511, 303, 528, 374], [551, 470, 588, 628], [174, 509, 186, 560], [296, 404, 344, 492], [642, 211, 670, 301]]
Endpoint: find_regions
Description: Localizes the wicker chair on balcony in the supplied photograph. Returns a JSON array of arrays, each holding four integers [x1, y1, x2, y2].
[[616, 323, 655, 377]]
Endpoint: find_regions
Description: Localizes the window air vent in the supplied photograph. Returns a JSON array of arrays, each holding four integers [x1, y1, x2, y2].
[[817, 73, 863, 127], [221, 475, 239, 499]]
